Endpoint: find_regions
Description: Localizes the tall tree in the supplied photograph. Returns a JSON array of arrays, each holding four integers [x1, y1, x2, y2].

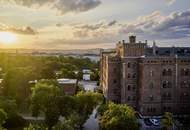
[[31, 80, 61, 118], [99, 102, 140, 130], [0, 109, 7, 129]]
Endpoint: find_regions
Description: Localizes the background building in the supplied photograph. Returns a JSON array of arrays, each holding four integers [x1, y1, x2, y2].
[[57, 78, 77, 95], [100, 36, 190, 116]]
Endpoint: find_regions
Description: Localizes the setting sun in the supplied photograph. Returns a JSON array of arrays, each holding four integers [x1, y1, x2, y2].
[[0, 32, 17, 44]]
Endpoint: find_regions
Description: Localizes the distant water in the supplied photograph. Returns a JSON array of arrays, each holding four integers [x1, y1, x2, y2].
[[83, 56, 100, 62]]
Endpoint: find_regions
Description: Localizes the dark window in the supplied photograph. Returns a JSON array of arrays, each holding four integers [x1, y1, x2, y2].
[[162, 93, 172, 100], [127, 73, 131, 78], [180, 93, 190, 101], [113, 79, 117, 84], [181, 69, 190, 76], [163, 69, 167, 76], [127, 96, 131, 101], [162, 81, 172, 88], [127, 63, 131, 68], [149, 95, 154, 101], [127, 85, 131, 91], [147, 107, 156, 113], [113, 68, 117, 72], [180, 81, 190, 88], [133, 96, 136, 101], [163, 106, 171, 112], [132, 73, 136, 78], [163, 69, 172, 76], [133, 85, 136, 91]]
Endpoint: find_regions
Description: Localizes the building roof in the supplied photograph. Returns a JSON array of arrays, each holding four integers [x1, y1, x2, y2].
[[146, 47, 190, 57], [57, 78, 77, 84]]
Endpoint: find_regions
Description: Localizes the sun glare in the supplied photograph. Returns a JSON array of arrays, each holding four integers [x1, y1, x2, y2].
[[0, 32, 17, 44]]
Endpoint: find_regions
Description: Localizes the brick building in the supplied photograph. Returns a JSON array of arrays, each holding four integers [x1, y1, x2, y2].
[[100, 36, 190, 116], [57, 78, 77, 95]]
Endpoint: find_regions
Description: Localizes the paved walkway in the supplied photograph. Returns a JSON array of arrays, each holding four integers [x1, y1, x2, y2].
[[83, 107, 99, 130]]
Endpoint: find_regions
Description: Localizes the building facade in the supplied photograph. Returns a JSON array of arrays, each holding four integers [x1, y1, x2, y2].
[[100, 36, 190, 116], [57, 78, 77, 95]]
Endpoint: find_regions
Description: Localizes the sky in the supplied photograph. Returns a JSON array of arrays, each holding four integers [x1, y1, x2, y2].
[[0, 0, 190, 50]]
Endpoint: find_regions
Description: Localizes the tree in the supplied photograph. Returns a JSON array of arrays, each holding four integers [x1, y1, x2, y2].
[[31, 80, 61, 117], [44, 96, 60, 130], [99, 102, 140, 130], [161, 112, 174, 130], [75, 92, 103, 127], [24, 124, 48, 130], [0, 109, 7, 129], [57, 96, 77, 118], [0, 97, 25, 128]]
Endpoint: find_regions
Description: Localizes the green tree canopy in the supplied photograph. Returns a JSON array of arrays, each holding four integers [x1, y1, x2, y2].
[[0, 109, 7, 128], [99, 102, 140, 130], [31, 79, 61, 117]]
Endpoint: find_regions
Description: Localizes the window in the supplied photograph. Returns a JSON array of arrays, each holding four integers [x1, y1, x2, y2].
[[132, 73, 136, 79], [127, 63, 131, 68], [163, 106, 171, 112], [162, 93, 172, 100], [180, 93, 190, 101], [127, 96, 131, 101], [163, 69, 167, 76], [133, 96, 136, 101], [133, 63, 136, 68], [150, 70, 154, 76], [149, 95, 154, 101], [180, 81, 190, 88], [149, 82, 154, 89], [168, 69, 172, 76], [147, 107, 156, 113], [127, 73, 131, 78], [133, 85, 136, 91], [127, 85, 131, 91], [181, 69, 190, 76], [113, 79, 117, 84], [113, 68, 117, 73], [162, 81, 172, 88], [163, 69, 172, 76]]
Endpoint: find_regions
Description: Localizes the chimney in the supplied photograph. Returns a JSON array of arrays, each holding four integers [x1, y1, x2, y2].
[[129, 35, 136, 43]]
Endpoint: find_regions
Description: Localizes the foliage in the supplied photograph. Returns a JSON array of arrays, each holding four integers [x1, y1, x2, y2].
[[2, 67, 36, 105], [24, 124, 48, 130], [44, 96, 60, 129], [98, 103, 108, 116], [161, 112, 174, 130], [57, 96, 77, 118], [31, 80, 61, 117], [75, 92, 103, 127], [0, 97, 25, 128], [99, 102, 140, 130], [0, 109, 7, 128]]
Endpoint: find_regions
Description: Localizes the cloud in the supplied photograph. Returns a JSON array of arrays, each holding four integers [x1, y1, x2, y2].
[[0, 24, 37, 35], [73, 20, 118, 37], [166, 0, 176, 5], [0, 0, 101, 14], [120, 10, 190, 39]]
